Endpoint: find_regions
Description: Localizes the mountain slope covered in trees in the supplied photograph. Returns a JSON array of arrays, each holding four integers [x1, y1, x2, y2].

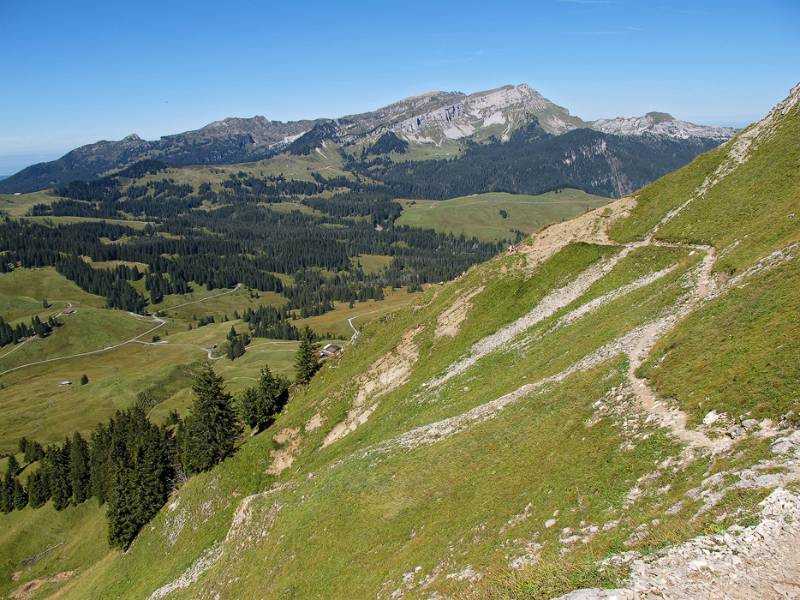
[[0, 84, 797, 599], [356, 120, 721, 198]]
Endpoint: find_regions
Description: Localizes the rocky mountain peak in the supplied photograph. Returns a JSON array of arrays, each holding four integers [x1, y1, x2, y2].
[[591, 112, 735, 140]]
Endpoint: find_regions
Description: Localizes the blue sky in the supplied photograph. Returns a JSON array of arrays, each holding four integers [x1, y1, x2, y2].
[[0, 0, 798, 174]]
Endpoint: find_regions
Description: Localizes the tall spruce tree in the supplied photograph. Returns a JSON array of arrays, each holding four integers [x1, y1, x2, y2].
[[23, 439, 44, 463], [179, 364, 241, 474], [107, 444, 137, 548], [12, 479, 28, 510], [89, 423, 111, 503], [239, 366, 290, 432], [294, 328, 319, 384], [27, 470, 50, 508], [43, 441, 72, 510], [69, 431, 90, 504], [1, 458, 17, 513]]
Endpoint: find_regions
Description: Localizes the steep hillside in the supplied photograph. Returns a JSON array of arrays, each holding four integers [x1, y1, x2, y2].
[[1, 83, 797, 599], [0, 84, 733, 194]]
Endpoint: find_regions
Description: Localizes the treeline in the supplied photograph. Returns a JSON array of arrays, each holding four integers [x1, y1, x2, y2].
[[57, 177, 121, 202], [242, 305, 301, 339], [1, 206, 501, 316], [2, 366, 240, 548], [303, 190, 402, 225], [222, 172, 320, 197], [30, 198, 119, 218], [55, 255, 146, 313], [224, 325, 250, 360], [0, 314, 59, 347], [144, 271, 190, 304], [127, 179, 192, 200], [285, 268, 385, 316], [1, 356, 320, 549], [3, 163, 504, 320], [2, 411, 174, 550], [54, 159, 168, 203]]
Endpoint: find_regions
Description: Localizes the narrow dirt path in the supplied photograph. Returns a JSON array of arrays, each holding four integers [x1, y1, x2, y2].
[[0, 305, 70, 361], [0, 314, 166, 378], [158, 283, 242, 311], [421, 125, 743, 450], [348, 316, 360, 342], [368, 248, 727, 457]]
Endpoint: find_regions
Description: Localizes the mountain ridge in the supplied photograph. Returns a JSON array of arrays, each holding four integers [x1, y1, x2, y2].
[[0, 84, 735, 193]]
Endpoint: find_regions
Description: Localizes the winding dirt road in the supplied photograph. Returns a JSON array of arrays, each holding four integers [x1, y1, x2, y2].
[[0, 285, 243, 378]]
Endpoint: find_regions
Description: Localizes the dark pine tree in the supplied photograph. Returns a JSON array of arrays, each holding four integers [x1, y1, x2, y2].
[[12, 478, 28, 510], [294, 328, 319, 384], [106, 407, 175, 549], [239, 366, 290, 432], [43, 442, 72, 510], [89, 423, 111, 504], [1, 457, 18, 512], [27, 470, 50, 508], [179, 364, 241, 474], [69, 431, 91, 504], [24, 440, 44, 463]]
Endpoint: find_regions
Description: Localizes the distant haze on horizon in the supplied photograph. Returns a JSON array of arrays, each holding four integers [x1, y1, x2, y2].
[[0, 0, 797, 175]]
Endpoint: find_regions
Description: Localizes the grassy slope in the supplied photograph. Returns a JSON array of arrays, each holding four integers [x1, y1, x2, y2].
[[0, 500, 107, 599], [0, 191, 56, 217], [24, 216, 150, 229], [0, 190, 148, 229], [633, 107, 800, 424], [396, 190, 609, 241], [0, 307, 155, 372], [155, 284, 286, 323], [40, 241, 719, 600], [0, 268, 105, 322], [131, 145, 352, 190], [351, 254, 393, 274]]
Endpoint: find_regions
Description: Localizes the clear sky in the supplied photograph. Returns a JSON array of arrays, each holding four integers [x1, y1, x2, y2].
[[0, 0, 798, 174]]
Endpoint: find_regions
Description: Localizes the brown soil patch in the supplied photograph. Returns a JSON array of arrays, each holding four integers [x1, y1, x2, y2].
[[11, 571, 75, 600], [322, 325, 423, 447], [304, 412, 324, 432], [435, 286, 484, 339], [515, 197, 634, 272], [266, 427, 301, 475]]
